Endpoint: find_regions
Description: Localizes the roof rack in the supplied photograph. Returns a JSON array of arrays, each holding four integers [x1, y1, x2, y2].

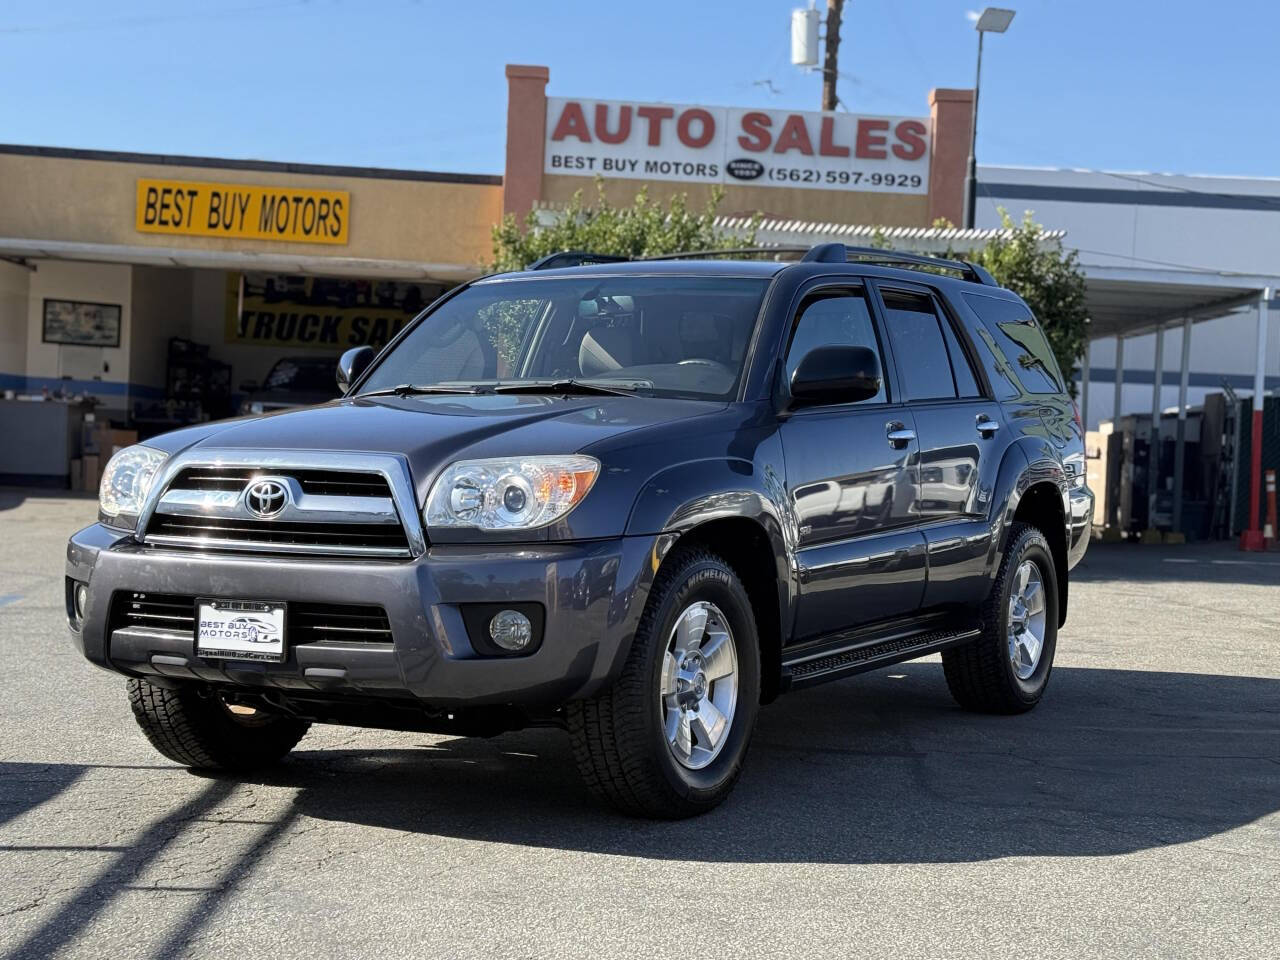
[[527, 251, 630, 270], [639, 246, 811, 261], [523, 243, 998, 285], [802, 242, 997, 285]]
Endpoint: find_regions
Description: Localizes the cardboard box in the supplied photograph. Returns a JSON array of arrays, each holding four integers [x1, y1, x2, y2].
[[106, 428, 138, 458], [80, 455, 101, 493], [69, 458, 82, 491], [81, 424, 138, 458]]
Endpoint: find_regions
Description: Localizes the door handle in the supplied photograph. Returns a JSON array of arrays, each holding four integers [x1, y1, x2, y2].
[[976, 416, 1000, 437], [886, 423, 916, 448]]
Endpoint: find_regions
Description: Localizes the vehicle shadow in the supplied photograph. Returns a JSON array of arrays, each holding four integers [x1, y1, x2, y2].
[[239, 663, 1280, 864]]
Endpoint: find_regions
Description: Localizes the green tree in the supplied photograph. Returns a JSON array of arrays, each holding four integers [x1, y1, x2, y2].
[[967, 209, 1090, 395], [490, 178, 757, 272]]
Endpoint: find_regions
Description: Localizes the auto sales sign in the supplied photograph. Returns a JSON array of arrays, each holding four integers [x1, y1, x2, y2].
[[544, 97, 931, 194]]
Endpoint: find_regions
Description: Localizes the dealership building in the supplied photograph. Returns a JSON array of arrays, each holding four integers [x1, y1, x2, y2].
[[1, 63, 1277, 539]]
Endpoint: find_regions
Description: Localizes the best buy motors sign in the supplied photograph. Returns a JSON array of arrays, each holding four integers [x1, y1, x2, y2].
[[545, 97, 931, 194]]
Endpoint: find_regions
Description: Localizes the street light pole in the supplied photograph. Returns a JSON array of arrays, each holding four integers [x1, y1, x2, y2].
[[963, 30, 984, 229], [963, 7, 1015, 230]]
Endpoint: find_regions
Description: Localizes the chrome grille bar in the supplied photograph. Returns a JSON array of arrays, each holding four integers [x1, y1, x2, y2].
[[137, 450, 425, 559]]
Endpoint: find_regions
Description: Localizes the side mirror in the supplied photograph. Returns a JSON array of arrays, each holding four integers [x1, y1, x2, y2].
[[789, 345, 882, 407], [336, 345, 374, 393], [238, 379, 258, 393]]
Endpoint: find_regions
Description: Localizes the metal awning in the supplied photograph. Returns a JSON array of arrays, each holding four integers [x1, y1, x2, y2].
[[0, 236, 483, 283], [1082, 265, 1275, 339]]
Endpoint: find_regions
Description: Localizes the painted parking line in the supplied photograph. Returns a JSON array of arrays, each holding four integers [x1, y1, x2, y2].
[[0, 595, 22, 607], [1163, 558, 1280, 567]]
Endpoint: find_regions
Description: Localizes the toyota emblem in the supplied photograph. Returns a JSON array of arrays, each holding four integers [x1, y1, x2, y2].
[[244, 478, 289, 518]]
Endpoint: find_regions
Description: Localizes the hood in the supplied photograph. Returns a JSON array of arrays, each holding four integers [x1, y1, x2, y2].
[[244, 389, 337, 410], [160, 393, 725, 500]]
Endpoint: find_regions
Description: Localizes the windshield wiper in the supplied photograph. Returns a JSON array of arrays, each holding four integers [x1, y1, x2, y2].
[[359, 383, 490, 398], [492, 379, 644, 398]]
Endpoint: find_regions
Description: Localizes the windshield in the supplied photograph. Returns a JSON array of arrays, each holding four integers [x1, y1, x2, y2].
[[357, 276, 771, 401], [263, 358, 339, 393]]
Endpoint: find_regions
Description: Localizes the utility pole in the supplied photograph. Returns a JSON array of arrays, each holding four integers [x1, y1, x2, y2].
[[821, 0, 844, 111]]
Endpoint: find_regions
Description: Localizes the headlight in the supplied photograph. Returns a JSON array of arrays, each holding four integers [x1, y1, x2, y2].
[[425, 456, 599, 531], [99, 445, 169, 530]]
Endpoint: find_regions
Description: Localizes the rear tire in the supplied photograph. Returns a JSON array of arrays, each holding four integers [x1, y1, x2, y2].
[[943, 522, 1059, 714], [567, 547, 760, 818], [127, 679, 309, 770]]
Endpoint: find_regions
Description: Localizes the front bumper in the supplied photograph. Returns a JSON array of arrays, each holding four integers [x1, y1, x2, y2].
[[67, 523, 660, 709]]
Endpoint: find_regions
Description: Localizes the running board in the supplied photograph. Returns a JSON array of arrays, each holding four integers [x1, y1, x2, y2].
[[780, 622, 982, 690]]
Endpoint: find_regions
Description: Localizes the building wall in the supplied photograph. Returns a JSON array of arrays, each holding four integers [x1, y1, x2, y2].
[[976, 165, 1280, 276], [0, 150, 503, 270], [0, 261, 29, 380], [130, 265, 195, 392], [23, 259, 133, 407]]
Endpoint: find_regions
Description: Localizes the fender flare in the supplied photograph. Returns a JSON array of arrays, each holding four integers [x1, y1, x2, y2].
[[990, 437, 1072, 620], [624, 456, 799, 648]]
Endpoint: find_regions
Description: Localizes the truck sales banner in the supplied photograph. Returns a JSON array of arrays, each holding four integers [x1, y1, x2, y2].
[[544, 97, 931, 194], [137, 179, 350, 244], [224, 273, 445, 350]]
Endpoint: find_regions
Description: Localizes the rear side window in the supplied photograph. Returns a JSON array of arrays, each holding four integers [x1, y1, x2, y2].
[[880, 290, 958, 402], [963, 293, 1063, 395]]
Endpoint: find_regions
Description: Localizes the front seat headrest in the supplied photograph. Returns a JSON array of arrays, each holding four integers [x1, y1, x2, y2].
[[579, 327, 634, 378]]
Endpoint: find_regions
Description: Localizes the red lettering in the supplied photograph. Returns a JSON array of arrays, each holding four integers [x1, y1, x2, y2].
[[677, 108, 715, 148], [551, 102, 591, 142], [855, 119, 889, 159], [892, 119, 927, 160], [636, 106, 675, 146], [594, 104, 631, 144], [772, 114, 814, 155], [737, 112, 772, 152], [818, 116, 849, 158]]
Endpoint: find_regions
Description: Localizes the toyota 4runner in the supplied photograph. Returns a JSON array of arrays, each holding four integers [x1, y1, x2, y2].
[[66, 243, 1093, 818]]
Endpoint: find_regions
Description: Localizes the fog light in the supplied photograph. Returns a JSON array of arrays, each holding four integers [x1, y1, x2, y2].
[[488, 609, 532, 651], [74, 583, 89, 620]]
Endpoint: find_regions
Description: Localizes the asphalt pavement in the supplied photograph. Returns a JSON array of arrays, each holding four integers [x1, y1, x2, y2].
[[1, 489, 1277, 959]]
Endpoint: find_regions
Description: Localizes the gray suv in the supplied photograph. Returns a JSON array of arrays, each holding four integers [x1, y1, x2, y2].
[[66, 244, 1093, 818]]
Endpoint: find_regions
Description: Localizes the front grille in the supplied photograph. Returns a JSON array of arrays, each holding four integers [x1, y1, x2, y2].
[[112, 592, 195, 635], [143, 464, 414, 558], [168, 468, 394, 499], [146, 516, 410, 554], [289, 602, 393, 644], [109, 592, 392, 645]]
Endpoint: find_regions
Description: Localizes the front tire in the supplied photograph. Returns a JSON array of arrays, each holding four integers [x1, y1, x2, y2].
[[128, 679, 310, 770], [942, 522, 1059, 714], [567, 547, 761, 818]]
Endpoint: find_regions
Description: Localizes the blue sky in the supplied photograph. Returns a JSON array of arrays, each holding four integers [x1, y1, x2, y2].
[[1, 0, 1275, 178]]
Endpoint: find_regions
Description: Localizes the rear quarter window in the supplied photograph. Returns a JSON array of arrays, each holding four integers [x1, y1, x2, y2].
[[962, 293, 1064, 396]]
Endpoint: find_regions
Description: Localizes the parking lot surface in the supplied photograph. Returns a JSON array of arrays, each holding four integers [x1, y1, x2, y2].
[[1, 490, 1277, 959]]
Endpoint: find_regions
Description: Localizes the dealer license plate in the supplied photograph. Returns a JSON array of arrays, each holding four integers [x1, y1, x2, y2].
[[196, 599, 287, 662]]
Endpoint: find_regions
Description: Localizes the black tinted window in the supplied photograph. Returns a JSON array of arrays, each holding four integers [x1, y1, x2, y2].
[[937, 306, 982, 398], [881, 290, 955, 401], [785, 291, 886, 403], [963, 293, 1063, 394]]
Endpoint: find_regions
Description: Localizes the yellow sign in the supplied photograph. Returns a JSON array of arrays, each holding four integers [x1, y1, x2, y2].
[[135, 178, 349, 245]]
